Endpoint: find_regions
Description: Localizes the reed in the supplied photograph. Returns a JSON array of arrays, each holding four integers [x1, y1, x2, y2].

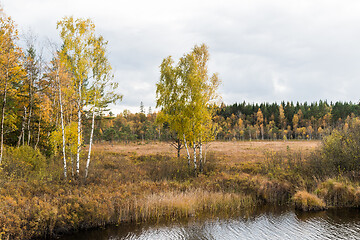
[[120, 189, 255, 222]]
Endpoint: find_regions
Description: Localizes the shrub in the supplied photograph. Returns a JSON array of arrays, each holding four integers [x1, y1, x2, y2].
[[316, 179, 360, 207], [320, 120, 360, 178], [2, 146, 47, 179], [261, 120, 360, 185]]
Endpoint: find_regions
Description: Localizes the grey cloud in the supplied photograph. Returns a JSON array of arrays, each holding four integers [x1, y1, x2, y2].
[[5, 0, 360, 113]]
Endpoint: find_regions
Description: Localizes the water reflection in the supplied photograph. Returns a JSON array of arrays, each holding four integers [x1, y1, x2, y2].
[[59, 207, 360, 240]]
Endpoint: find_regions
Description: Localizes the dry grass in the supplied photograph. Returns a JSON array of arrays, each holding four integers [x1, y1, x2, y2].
[[316, 179, 360, 207], [93, 140, 320, 162], [93, 141, 175, 156], [293, 190, 326, 211], [123, 189, 255, 222]]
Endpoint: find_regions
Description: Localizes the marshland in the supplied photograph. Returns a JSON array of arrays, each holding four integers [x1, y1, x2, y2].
[[3, 126, 360, 239]]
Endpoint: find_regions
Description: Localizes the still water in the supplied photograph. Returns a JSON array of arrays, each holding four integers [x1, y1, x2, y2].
[[59, 207, 360, 240]]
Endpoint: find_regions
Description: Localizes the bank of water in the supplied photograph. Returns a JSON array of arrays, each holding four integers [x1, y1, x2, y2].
[[58, 206, 360, 240]]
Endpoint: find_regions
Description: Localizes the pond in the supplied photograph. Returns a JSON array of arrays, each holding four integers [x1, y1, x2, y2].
[[58, 206, 360, 240]]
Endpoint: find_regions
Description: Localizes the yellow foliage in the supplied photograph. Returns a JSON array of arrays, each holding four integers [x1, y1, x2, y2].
[[50, 121, 79, 156]]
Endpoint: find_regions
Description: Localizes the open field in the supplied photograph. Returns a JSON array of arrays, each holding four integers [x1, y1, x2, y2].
[[93, 140, 320, 161]]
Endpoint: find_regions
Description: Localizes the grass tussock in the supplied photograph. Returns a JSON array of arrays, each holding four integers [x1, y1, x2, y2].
[[293, 191, 326, 211]]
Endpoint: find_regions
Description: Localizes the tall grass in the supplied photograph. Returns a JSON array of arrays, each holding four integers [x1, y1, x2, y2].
[[120, 190, 255, 222]]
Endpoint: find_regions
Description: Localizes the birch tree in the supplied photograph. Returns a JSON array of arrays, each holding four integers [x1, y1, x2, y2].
[[179, 44, 220, 172], [156, 56, 189, 159], [57, 16, 95, 178], [256, 108, 264, 140], [85, 35, 122, 179], [58, 17, 121, 179], [54, 55, 68, 178], [44, 45, 75, 178], [156, 44, 220, 173]]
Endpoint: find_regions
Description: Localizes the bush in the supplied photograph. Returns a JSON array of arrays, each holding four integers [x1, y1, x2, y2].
[[316, 179, 360, 207], [320, 120, 360, 177], [2, 145, 47, 179]]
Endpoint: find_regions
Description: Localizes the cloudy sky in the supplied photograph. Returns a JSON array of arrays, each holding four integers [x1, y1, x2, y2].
[[3, 0, 360, 113]]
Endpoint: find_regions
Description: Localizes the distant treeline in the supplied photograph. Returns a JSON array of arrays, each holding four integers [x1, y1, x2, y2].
[[84, 100, 360, 142], [214, 101, 360, 140]]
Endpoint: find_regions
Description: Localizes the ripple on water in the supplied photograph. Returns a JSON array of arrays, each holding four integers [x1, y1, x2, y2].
[[59, 208, 360, 240]]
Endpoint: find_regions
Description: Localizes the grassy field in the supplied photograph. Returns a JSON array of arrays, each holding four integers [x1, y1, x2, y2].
[[93, 140, 320, 161], [1, 139, 359, 239]]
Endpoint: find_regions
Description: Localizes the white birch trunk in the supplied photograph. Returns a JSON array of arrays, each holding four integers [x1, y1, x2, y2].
[[58, 72, 67, 178], [17, 106, 27, 147], [27, 104, 32, 145], [193, 142, 197, 172], [0, 73, 8, 164], [35, 109, 41, 150], [76, 82, 82, 177], [85, 103, 96, 179], [199, 141, 203, 172], [204, 143, 208, 166], [22, 115, 25, 146], [27, 76, 33, 146], [70, 153, 74, 176], [183, 134, 191, 166]]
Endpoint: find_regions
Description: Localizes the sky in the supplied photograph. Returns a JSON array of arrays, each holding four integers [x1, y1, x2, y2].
[[3, 0, 360, 113]]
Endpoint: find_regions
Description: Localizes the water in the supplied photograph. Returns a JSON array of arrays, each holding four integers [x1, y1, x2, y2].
[[58, 207, 360, 240]]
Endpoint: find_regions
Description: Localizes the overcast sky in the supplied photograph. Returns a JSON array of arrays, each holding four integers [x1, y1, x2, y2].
[[3, 0, 360, 113]]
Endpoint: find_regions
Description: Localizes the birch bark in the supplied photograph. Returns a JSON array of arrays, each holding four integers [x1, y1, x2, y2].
[[57, 70, 67, 178], [34, 109, 41, 150], [199, 141, 203, 172], [85, 101, 96, 179], [0, 71, 8, 164], [17, 106, 27, 147], [193, 142, 197, 172], [183, 134, 191, 167], [76, 82, 82, 177]]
